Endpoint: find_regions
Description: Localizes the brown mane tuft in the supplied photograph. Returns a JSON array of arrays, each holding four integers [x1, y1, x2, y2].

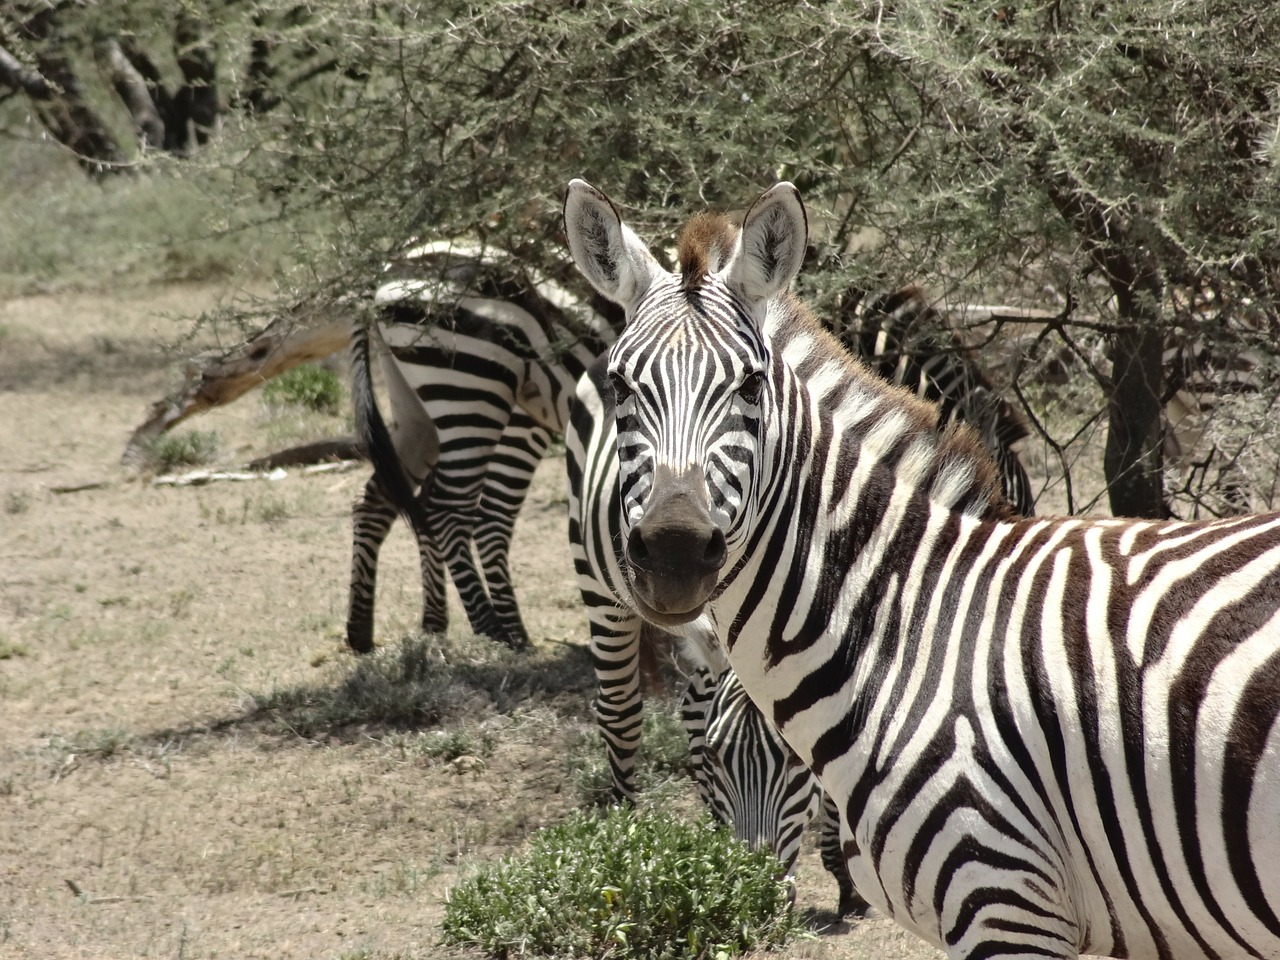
[[677, 212, 739, 289]]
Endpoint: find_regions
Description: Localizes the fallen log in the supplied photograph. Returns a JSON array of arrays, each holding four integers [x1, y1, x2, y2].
[[122, 308, 352, 465], [123, 300, 439, 485], [246, 435, 365, 471]]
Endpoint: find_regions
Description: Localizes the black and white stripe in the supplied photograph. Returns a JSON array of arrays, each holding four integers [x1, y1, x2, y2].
[[348, 241, 613, 651], [681, 662, 867, 916], [565, 178, 1280, 960]]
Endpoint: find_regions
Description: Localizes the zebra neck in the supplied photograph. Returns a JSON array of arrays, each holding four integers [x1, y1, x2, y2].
[[714, 354, 1002, 771]]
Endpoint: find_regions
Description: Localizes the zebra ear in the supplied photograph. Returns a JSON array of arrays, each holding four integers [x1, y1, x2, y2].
[[724, 182, 807, 308], [564, 179, 660, 310]]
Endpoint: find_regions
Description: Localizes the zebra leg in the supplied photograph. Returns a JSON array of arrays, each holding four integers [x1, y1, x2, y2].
[[347, 475, 399, 653], [817, 792, 869, 919], [420, 495, 500, 642], [589, 608, 646, 803], [349, 474, 451, 650], [411, 486, 450, 637], [471, 417, 551, 650], [679, 666, 716, 809]]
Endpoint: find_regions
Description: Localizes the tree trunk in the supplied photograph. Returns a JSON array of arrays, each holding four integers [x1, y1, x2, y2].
[[4, 10, 127, 178], [31, 47, 127, 177], [1104, 295, 1167, 518], [172, 11, 219, 150], [123, 311, 354, 465], [1045, 181, 1167, 518]]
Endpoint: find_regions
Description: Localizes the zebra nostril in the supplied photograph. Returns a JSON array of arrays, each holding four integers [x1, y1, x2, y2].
[[627, 527, 650, 566], [704, 528, 727, 569]]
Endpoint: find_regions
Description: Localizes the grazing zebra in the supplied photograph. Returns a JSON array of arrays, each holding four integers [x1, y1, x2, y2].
[[681, 661, 868, 917], [348, 241, 615, 651], [564, 177, 1280, 960]]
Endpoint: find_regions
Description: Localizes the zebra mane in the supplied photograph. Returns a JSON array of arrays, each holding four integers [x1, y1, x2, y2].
[[855, 286, 1031, 446], [673, 209, 1017, 521], [777, 286, 1019, 522], [677, 212, 740, 289]]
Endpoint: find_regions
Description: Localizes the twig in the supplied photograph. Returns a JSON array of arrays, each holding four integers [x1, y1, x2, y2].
[[48, 479, 111, 494], [64, 879, 153, 904], [277, 886, 326, 899]]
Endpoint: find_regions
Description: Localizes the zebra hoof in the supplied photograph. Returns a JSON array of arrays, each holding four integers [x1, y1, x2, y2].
[[502, 632, 532, 652], [420, 616, 449, 637], [346, 620, 375, 654], [836, 892, 872, 919]]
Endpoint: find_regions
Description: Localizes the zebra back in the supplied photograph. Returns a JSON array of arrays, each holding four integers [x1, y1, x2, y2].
[[841, 286, 1035, 516]]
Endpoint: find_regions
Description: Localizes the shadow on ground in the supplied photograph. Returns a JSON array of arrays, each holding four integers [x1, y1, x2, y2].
[[139, 632, 600, 750]]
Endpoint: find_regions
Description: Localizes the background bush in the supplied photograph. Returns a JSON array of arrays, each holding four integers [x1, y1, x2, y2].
[[442, 805, 806, 960], [260, 363, 344, 415]]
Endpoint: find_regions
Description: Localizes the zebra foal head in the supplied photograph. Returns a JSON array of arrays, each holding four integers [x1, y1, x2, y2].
[[698, 668, 821, 872], [563, 179, 807, 626]]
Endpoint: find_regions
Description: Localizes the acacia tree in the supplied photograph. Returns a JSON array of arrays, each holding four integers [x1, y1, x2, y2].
[[16, 0, 1280, 516], [236, 0, 1280, 517], [844, 1, 1280, 517]]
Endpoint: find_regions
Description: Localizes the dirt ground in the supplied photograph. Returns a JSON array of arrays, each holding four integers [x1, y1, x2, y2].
[[0, 282, 944, 959]]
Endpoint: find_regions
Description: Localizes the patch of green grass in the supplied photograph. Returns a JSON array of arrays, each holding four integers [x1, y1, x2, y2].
[[442, 806, 806, 959], [146, 430, 220, 473], [4, 491, 31, 515], [386, 727, 498, 765], [39, 727, 137, 776], [0, 638, 29, 660], [262, 364, 344, 415], [252, 493, 291, 524]]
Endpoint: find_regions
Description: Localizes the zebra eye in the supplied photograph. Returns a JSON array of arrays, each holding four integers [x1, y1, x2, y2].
[[609, 373, 634, 406], [738, 371, 765, 405]]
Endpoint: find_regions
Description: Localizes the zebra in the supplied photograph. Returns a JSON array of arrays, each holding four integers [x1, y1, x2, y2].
[[681, 660, 868, 917], [567, 275, 1034, 808], [564, 176, 1280, 960], [347, 241, 615, 652]]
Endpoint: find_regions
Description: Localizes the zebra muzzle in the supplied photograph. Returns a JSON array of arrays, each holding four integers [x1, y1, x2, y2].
[[625, 466, 726, 624]]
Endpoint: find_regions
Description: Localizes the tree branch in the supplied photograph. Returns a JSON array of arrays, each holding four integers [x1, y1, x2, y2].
[[102, 37, 165, 151], [0, 43, 53, 98]]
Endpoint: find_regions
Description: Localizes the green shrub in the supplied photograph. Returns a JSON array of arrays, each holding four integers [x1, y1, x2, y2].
[[442, 806, 805, 960], [146, 430, 220, 472], [261, 364, 344, 415]]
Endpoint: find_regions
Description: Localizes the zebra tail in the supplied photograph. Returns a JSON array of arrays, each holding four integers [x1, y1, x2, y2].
[[349, 320, 437, 531]]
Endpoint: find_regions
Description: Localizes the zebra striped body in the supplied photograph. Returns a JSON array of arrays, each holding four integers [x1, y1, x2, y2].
[[348, 242, 612, 651], [565, 178, 1280, 960], [567, 280, 1033, 807]]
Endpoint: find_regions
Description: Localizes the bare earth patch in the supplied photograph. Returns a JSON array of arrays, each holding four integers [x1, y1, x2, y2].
[[0, 282, 942, 959]]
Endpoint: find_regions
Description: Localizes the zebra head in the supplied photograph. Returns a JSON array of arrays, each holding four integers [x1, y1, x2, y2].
[[699, 668, 822, 877], [564, 179, 807, 626]]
